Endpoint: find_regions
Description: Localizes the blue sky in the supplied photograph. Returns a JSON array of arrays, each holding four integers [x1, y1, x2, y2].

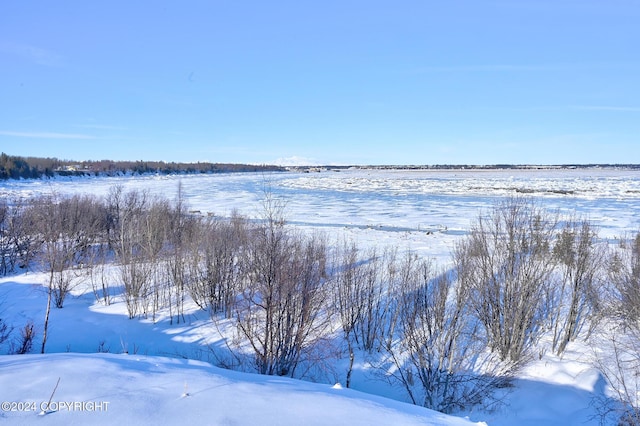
[[1, 1, 639, 165]]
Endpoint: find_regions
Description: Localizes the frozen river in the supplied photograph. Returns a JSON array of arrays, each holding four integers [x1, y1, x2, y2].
[[2, 168, 640, 261]]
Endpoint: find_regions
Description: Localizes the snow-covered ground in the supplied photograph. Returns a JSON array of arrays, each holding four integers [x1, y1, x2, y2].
[[0, 270, 483, 426], [0, 352, 481, 425], [1, 168, 639, 425]]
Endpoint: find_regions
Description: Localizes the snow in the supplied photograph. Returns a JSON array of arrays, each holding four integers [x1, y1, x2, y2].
[[0, 352, 482, 425], [2, 168, 640, 425], [473, 342, 610, 426]]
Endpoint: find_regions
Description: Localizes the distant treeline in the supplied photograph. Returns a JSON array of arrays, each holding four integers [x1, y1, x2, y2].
[[0, 152, 285, 180], [302, 164, 640, 171]]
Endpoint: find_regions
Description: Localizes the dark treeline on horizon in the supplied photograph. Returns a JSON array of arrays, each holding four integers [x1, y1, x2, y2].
[[2, 152, 639, 181], [0, 153, 286, 180]]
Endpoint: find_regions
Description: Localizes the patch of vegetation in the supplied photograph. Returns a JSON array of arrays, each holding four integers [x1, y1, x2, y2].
[[0, 152, 285, 180]]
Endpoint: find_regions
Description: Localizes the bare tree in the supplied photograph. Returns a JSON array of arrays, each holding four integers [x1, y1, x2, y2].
[[551, 218, 604, 355], [347, 246, 399, 353], [32, 194, 108, 311], [609, 233, 640, 326], [110, 188, 153, 319], [330, 240, 365, 387], [189, 213, 246, 318], [0, 197, 40, 275], [353, 247, 384, 352], [597, 232, 640, 423], [10, 321, 36, 355], [455, 197, 557, 363], [232, 193, 329, 377], [0, 198, 11, 275], [164, 183, 200, 324], [31, 194, 87, 353], [141, 197, 171, 321], [87, 246, 113, 306], [0, 317, 12, 351], [13, 198, 41, 271], [382, 254, 509, 413], [329, 241, 407, 386], [57, 194, 109, 267]]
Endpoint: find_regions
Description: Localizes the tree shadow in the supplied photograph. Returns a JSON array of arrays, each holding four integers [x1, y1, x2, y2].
[[0, 278, 229, 363]]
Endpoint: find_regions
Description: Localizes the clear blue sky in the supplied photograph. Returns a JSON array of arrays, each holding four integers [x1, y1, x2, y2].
[[1, 1, 639, 165]]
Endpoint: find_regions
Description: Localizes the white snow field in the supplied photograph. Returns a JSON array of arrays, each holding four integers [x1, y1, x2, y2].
[[1, 167, 640, 425], [0, 352, 481, 426]]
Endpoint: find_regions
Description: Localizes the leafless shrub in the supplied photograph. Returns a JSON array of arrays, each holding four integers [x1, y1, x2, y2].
[[231, 193, 330, 377], [382, 254, 510, 413], [0, 198, 11, 275], [550, 218, 605, 355], [29, 194, 93, 352], [455, 197, 557, 363], [595, 232, 640, 424], [352, 247, 384, 352], [10, 321, 36, 354], [31, 193, 107, 311], [0, 197, 40, 275], [111, 189, 152, 319], [96, 339, 111, 353], [161, 183, 210, 324], [87, 244, 113, 305], [330, 240, 365, 386], [329, 239, 403, 380], [593, 324, 640, 426], [0, 317, 12, 350], [188, 213, 247, 318], [609, 233, 640, 326]]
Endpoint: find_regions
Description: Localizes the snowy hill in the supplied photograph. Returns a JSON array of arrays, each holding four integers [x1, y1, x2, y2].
[[0, 270, 621, 426], [0, 352, 481, 426]]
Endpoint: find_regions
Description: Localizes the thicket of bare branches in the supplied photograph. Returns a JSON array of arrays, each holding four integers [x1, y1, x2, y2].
[[228, 194, 330, 377], [187, 212, 246, 318], [594, 233, 640, 424], [609, 233, 640, 326], [10, 321, 36, 355], [28, 194, 109, 352], [550, 218, 605, 355], [0, 197, 39, 275], [454, 197, 558, 364], [0, 317, 11, 350], [381, 255, 509, 413]]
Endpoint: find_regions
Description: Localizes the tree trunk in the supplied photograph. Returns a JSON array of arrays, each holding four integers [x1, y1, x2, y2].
[[41, 272, 53, 353]]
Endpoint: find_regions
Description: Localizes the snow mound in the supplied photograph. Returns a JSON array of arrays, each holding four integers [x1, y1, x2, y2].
[[0, 353, 482, 426]]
